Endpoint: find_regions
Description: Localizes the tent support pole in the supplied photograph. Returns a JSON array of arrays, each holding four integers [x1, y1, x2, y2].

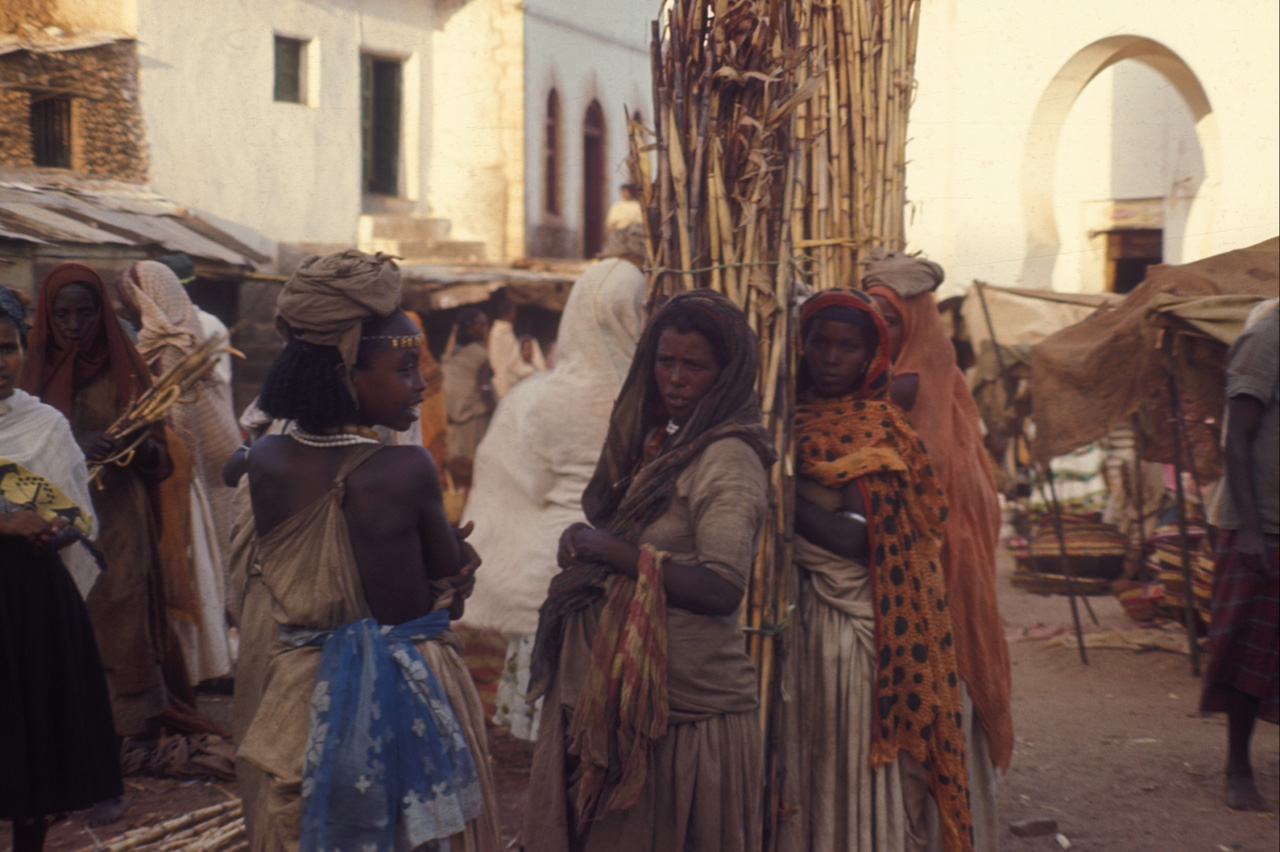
[[1166, 376, 1202, 676], [975, 281, 1092, 659], [1042, 470, 1091, 663]]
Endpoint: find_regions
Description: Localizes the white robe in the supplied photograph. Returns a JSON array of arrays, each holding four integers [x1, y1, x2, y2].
[[0, 389, 100, 596]]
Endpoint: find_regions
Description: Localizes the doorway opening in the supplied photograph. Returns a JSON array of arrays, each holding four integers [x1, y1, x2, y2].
[[361, 55, 402, 196], [1105, 228, 1162, 293], [582, 100, 605, 258]]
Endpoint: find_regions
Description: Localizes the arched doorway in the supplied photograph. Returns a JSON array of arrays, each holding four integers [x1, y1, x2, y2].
[[582, 100, 606, 258], [1021, 37, 1219, 288]]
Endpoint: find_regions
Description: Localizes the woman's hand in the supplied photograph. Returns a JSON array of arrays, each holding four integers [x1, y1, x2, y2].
[[452, 521, 482, 576], [0, 510, 63, 545], [77, 430, 122, 464], [557, 522, 591, 568]]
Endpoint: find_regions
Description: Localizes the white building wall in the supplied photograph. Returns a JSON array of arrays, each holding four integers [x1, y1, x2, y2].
[[522, 0, 653, 257], [428, 0, 525, 261], [906, 0, 1279, 294], [134, 0, 439, 248]]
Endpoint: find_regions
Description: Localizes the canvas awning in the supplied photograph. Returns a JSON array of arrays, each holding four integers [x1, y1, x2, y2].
[[1030, 238, 1279, 469]]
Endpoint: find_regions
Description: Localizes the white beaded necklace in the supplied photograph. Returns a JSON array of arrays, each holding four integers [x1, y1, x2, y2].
[[286, 423, 381, 448]]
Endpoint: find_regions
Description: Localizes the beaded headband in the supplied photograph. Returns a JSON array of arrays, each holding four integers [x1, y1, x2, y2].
[[360, 333, 424, 349]]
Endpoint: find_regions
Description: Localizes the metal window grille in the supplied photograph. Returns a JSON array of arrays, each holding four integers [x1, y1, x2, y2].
[[30, 96, 72, 168]]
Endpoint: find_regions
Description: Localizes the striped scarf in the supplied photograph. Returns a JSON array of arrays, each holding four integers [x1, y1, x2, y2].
[[528, 289, 775, 822]]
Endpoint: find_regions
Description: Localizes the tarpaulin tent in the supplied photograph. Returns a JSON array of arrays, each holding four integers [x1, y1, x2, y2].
[[1030, 238, 1280, 468], [966, 282, 1117, 449]]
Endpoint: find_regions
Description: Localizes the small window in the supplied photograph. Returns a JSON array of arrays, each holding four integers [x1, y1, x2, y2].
[[30, 96, 72, 168], [361, 54, 402, 196], [274, 36, 307, 103]]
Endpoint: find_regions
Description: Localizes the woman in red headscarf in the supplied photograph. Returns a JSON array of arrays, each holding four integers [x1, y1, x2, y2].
[[20, 263, 178, 752], [780, 288, 973, 852], [865, 252, 1012, 852]]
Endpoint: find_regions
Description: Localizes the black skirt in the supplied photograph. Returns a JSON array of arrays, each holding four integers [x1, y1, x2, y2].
[[0, 536, 123, 818]]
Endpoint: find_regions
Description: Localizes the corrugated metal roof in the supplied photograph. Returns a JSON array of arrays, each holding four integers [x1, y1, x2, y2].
[[0, 174, 272, 269]]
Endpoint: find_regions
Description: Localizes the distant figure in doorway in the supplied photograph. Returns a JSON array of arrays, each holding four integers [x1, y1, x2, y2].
[[605, 183, 644, 235], [442, 307, 496, 464], [1200, 299, 1279, 812]]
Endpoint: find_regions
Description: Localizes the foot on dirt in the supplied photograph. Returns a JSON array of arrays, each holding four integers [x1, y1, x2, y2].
[[85, 796, 128, 827], [1225, 772, 1268, 811]]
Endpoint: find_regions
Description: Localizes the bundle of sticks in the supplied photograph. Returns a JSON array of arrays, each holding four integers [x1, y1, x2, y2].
[[87, 327, 242, 486], [629, 1, 921, 846], [78, 800, 244, 852]]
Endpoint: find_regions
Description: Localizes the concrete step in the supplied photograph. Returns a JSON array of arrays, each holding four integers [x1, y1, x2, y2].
[[397, 239, 487, 262], [358, 214, 452, 243]]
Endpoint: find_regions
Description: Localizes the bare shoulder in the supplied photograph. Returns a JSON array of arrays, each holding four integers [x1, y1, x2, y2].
[[346, 445, 442, 500], [245, 434, 291, 476]]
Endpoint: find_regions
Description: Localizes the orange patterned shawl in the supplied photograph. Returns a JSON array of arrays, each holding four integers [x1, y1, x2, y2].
[[867, 283, 1013, 770], [796, 288, 974, 852]]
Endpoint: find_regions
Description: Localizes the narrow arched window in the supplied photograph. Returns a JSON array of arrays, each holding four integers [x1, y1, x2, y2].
[[544, 90, 560, 216], [582, 99, 606, 257]]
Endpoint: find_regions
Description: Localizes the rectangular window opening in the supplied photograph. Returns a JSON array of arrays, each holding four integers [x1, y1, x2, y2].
[[361, 54, 402, 196], [274, 36, 307, 103], [30, 96, 72, 168]]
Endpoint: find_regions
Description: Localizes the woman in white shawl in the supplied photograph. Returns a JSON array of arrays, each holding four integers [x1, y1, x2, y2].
[[1, 287, 122, 849], [459, 225, 647, 737], [118, 260, 241, 684]]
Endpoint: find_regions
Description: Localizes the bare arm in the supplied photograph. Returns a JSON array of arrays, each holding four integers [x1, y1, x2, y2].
[[559, 526, 743, 616], [794, 479, 869, 561], [408, 449, 464, 580]]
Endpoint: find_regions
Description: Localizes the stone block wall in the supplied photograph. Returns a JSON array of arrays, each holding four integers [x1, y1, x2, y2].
[[0, 40, 147, 181]]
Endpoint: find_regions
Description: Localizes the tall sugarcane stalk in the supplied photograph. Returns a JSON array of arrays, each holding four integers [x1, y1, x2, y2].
[[87, 327, 243, 486], [630, 1, 921, 848]]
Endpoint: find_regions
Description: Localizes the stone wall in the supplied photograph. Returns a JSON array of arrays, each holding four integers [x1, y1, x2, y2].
[[0, 40, 147, 181]]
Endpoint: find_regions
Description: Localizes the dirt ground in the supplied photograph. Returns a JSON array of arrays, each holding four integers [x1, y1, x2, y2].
[[8, 548, 1277, 852]]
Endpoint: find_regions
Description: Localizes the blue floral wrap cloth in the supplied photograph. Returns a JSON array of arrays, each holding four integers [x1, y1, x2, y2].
[[283, 610, 483, 852]]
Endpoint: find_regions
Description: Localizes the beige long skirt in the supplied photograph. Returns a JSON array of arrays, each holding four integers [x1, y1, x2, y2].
[[522, 673, 762, 852], [777, 539, 934, 852]]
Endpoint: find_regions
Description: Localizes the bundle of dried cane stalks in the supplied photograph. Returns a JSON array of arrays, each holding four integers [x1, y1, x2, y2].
[[87, 327, 242, 485], [78, 800, 244, 852], [628, 1, 920, 846]]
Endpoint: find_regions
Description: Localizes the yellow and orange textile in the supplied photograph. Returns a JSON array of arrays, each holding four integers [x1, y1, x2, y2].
[[796, 287, 974, 852]]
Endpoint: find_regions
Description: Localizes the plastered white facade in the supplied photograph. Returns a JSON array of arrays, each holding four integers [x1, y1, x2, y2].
[[905, 0, 1279, 294], [133, 0, 444, 250], [53, 0, 651, 262], [522, 0, 654, 257]]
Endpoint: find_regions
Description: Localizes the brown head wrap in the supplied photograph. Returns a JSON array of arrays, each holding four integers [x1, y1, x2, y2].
[[861, 248, 945, 298], [274, 250, 402, 398], [20, 262, 152, 418]]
